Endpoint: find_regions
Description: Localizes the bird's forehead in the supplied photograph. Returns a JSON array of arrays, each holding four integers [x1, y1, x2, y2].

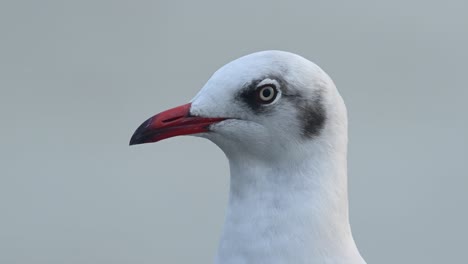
[[196, 52, 293, 97], [222, 57, 285, 83]]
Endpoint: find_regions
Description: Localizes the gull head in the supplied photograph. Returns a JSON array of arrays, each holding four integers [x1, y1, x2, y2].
[[130, 50, 347, 162]]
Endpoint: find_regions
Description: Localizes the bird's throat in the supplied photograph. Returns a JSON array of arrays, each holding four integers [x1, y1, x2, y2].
[[215, 150, 364, 264]]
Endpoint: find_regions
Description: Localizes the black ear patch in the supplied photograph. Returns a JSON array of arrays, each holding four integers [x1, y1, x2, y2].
[[296, 93, 326, 138]]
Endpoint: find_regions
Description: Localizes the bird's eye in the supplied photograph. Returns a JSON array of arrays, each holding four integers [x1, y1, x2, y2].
[[256, 85, 278, 104]]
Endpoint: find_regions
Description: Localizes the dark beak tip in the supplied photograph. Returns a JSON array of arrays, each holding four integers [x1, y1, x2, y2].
[[129, 130, 151, 146], [129, 129, 145, 146], [129, 138, 137, 146], [129, 117, 155, 146], [129, 134, 140, 146]]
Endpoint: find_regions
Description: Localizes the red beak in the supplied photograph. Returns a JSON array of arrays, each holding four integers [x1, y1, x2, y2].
[[129, 103, 226, 145]]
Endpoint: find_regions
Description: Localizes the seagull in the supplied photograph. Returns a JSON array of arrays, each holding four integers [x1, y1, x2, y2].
[[130, 50, 367, 264]]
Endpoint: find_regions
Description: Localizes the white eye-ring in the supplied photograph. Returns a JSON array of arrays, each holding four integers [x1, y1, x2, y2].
[[256, 85, 278, 104]]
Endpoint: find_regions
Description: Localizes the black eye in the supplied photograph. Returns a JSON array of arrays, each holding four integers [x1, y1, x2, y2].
[[256, 85, 278, 104]]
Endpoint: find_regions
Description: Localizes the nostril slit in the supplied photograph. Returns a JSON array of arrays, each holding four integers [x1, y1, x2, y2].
[[162, 115, 183, 123]]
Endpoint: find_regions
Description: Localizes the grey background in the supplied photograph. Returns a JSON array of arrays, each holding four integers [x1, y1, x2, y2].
[[1, 1, 467, 263]]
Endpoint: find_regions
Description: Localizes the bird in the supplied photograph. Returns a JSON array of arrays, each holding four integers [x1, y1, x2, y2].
[[130, 50, 367, 264]]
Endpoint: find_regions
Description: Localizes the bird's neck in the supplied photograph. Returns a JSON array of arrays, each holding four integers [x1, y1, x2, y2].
[[215, 142, 365, 264]]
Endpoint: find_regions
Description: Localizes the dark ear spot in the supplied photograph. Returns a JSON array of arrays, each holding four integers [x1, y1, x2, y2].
[[296, 93, 326, 138]]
